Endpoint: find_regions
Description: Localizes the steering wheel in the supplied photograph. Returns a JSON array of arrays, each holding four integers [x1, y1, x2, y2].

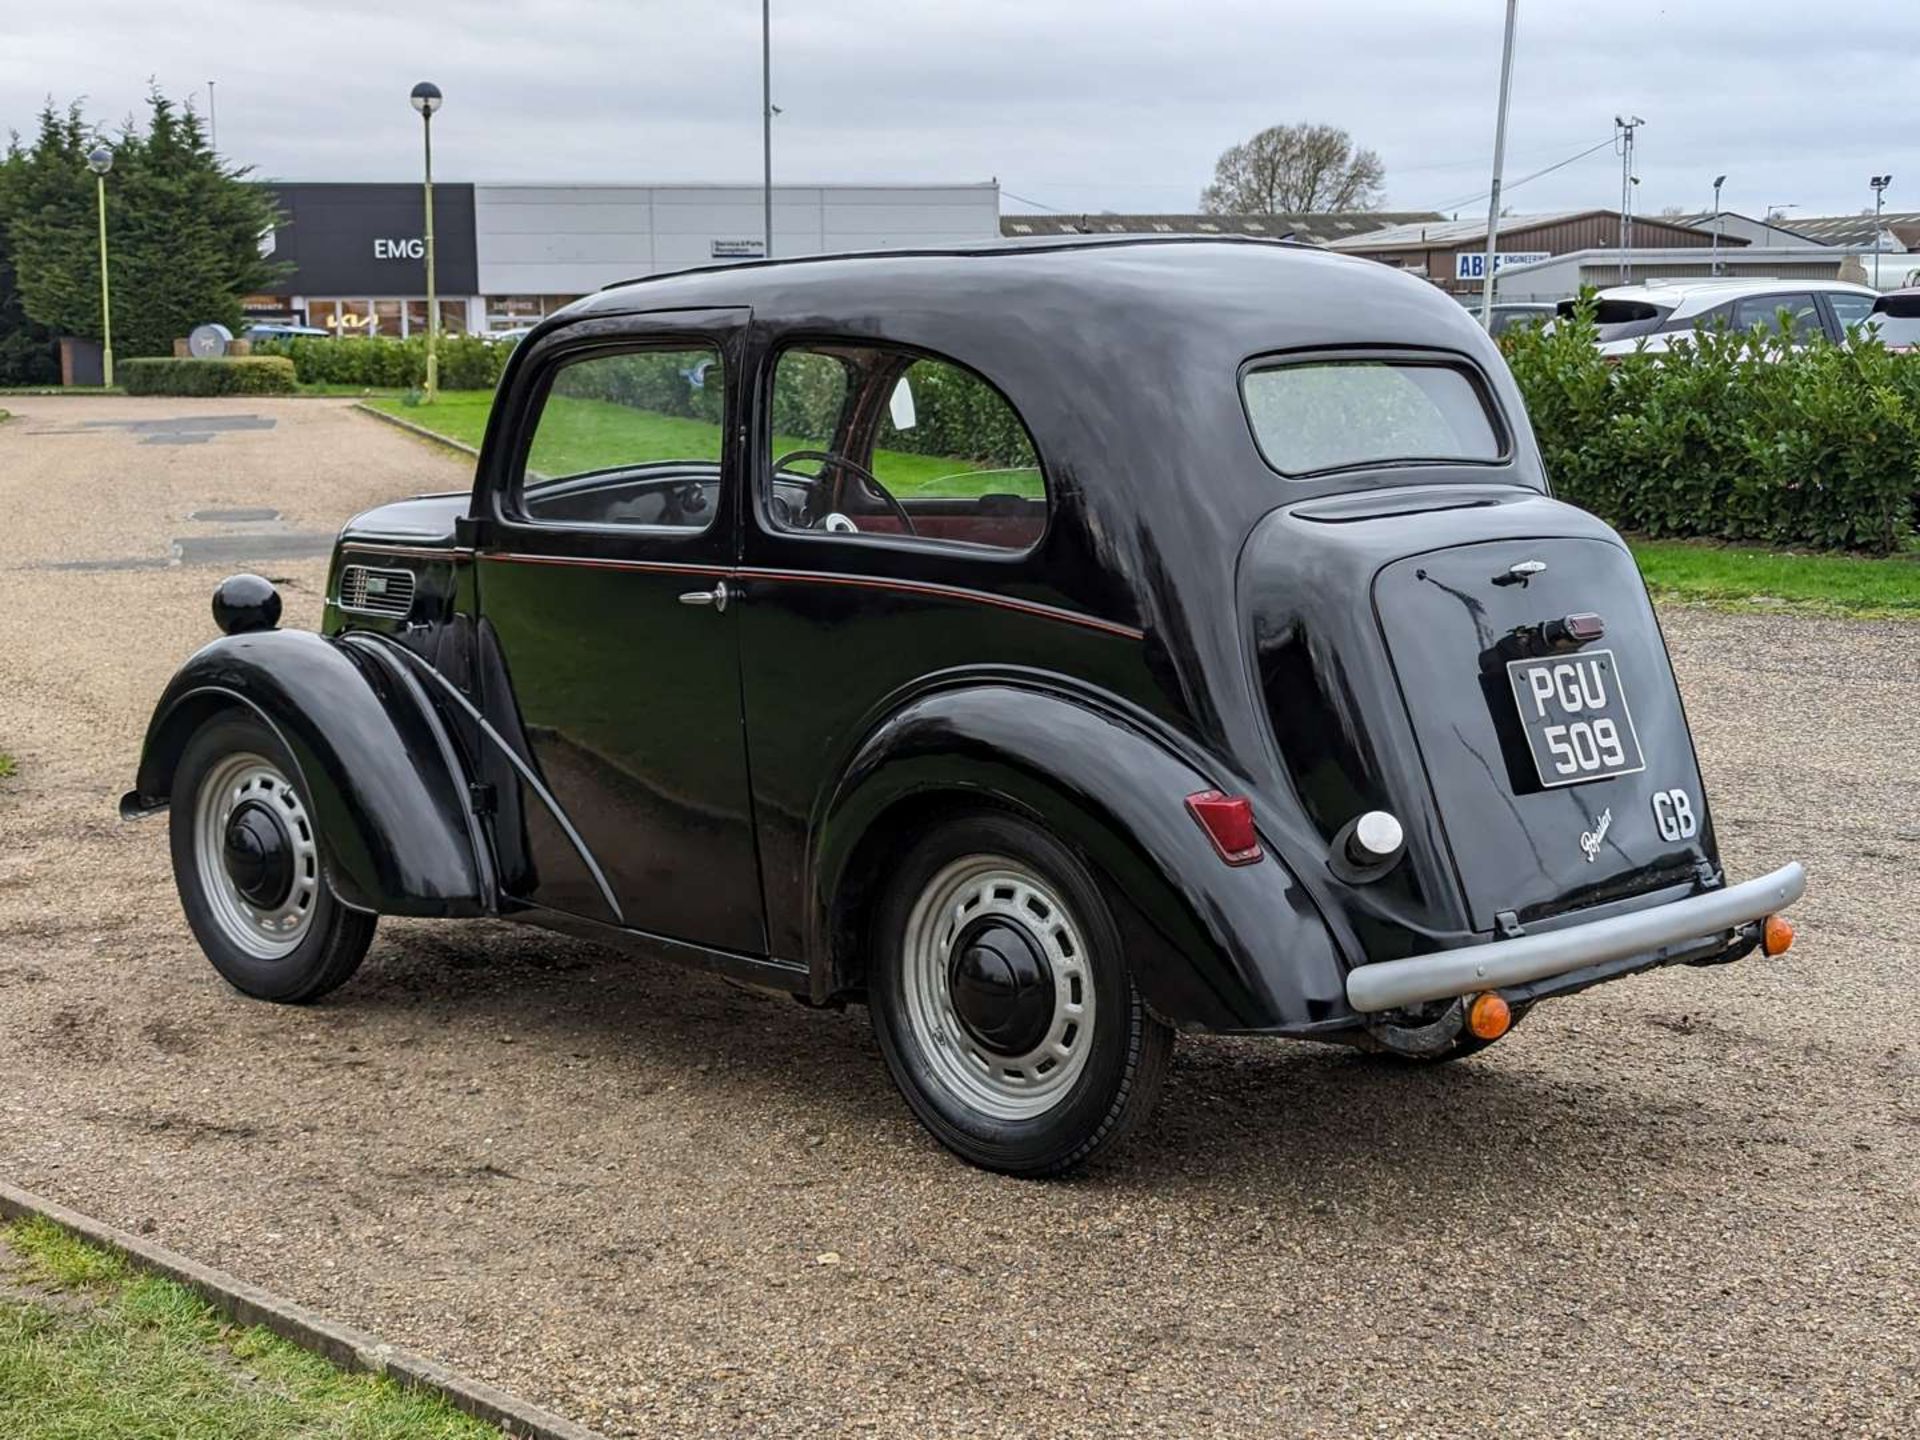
[[770, 449, 916, 537]]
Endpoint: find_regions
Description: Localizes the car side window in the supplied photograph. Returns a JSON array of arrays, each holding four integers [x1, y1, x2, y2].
[[1825, 293, 1875, 332], [765, 343, 1046, 554], [517, 346, 724, 532], [1730, 293, 1822, 342]]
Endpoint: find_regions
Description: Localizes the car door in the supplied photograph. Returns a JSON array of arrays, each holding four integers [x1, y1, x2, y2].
[[472, 308, 766, 954]]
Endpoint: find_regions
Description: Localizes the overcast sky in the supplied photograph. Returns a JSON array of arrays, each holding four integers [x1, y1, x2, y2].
[[5, 0, 1915, 221]]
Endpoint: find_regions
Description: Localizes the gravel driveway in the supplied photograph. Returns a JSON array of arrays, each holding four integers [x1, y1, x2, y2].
[[1, 395, 1915, 1437]]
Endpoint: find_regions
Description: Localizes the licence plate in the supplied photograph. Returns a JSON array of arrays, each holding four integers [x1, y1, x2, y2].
[[1505, 648, 1646, 787]]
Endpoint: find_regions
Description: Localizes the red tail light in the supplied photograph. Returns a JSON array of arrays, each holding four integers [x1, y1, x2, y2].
[[1185, 790, 1262, 865]]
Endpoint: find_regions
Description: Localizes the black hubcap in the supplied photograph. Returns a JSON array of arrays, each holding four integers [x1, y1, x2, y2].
[[947, 918, 1055, 1055], [223, 800, 293, 909]]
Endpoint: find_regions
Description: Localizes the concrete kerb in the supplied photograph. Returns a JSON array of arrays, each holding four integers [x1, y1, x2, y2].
[[0, 1179, 609, 1440], [351, 400, 483, 458]]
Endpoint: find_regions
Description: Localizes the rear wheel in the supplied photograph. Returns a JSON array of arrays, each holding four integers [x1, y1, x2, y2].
[[169, 714, 376, 1003], [868, 812, 1172, 1176]]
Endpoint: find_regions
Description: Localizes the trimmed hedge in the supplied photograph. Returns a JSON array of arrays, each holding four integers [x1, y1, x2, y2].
[[1503, 298, 1920, 554], [250, 334, 506, 391], [120, 356, 297, 396]]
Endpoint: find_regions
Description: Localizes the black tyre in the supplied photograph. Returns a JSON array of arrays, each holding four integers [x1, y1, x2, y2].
[[168, 714, 376, 1003], [868, 811, 1173, 1176]]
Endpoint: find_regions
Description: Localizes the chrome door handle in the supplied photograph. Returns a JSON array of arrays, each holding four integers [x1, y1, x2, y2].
[[677, 579, 731, 613]]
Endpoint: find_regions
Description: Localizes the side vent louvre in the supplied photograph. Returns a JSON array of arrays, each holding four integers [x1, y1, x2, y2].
[[338, 564, 417, 619]]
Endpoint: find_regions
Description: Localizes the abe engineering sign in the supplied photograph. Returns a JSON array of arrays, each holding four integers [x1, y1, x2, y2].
[[258, 183, 477, 297]]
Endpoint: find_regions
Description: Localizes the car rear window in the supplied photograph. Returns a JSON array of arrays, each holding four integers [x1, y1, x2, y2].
[[1241, 360, 1502, 476], [1869, 296, 1920, 346], [1557, 297, 1672, 341]]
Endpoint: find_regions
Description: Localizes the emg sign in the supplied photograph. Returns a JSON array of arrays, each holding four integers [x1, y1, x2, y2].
[[1456, 251, 1550, 281], [373, 237, 426, 260]]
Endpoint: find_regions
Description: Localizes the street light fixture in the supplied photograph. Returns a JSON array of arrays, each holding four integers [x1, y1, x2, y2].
[[1870, 175, 1893, 288], [410, 81, 443, 403], [86, 142, 114, 388], [1711, 174, 1726, 275], [1764, 202, 1796, 248]]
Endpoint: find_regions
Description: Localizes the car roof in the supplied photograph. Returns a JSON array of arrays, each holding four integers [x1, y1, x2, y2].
[[1592, 277, 1878, 309], [517, 236, 1544, 522], [567, 236, 1503, 369]]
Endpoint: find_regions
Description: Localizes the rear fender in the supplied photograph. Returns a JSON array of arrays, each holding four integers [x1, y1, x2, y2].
[[124, 629, 486, 917], [812, 684, 1351, 1032]]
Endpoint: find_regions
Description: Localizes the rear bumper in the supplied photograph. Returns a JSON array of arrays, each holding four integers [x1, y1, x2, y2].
[[1345, 862, 1806, 1014]]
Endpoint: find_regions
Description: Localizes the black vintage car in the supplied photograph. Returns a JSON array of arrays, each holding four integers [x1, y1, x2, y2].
[[125, 238, 1805, 1174]]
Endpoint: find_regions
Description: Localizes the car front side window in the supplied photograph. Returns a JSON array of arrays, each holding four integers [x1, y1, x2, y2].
[[517, 345, 725, 532], [1825, 293, 1875, 333]]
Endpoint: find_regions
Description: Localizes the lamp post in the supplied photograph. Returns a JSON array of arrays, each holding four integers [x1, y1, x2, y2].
[[86, 143, 114, 389], [762, 0, 773, 258], [1870, 175, 1892, 288], [1711, 174, 1725, 275], [1478, 0, 1518, 330], [1764, 202, 1795, 248], [410, 81, 443, 403]]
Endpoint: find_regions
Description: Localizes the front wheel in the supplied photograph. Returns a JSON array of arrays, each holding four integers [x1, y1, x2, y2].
[[868, 812, 1172, 1176], [169, 714, 376, 1003]]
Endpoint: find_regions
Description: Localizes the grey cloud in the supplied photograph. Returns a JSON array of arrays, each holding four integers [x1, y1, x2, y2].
[[3, 0, 1915, 218]]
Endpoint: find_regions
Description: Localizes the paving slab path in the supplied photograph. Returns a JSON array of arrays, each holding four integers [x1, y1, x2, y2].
[[1, 394, 1916, 1437]]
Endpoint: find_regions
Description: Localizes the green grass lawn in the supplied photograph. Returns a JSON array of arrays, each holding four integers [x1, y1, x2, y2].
[[0, 1217, 494, 1439], [364, 392, 1040, 498], [1629, 537, 1920, 617]]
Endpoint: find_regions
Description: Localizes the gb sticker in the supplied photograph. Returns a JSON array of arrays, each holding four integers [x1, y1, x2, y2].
[[1652, 787, 1697, 842]]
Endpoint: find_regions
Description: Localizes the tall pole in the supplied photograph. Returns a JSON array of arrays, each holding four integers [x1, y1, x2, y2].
[[1614, 116, 1642, 282], [423, 107, 438, 403], [95, 173, 113, 389], [1870, 176, 1891, 288], [762, 0, 773, 258], [1478, 0, 1518, 329], [1711, 175, 1724, 276], [207, 80, 217, 152]]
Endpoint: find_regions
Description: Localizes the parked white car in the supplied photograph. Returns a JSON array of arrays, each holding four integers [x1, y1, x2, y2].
[[1560, 278, 1880, 357]]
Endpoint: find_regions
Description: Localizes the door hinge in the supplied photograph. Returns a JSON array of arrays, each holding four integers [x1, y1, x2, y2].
[[1495, 909, 1525, 939], [468, 782, 497, 816]]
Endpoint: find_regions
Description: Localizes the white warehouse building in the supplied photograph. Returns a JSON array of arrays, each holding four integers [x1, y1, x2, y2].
[[253, 181, 1002, 335]]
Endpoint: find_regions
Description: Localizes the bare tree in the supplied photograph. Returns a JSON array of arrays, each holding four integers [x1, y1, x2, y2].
[[1199, 123, 1385, 214]]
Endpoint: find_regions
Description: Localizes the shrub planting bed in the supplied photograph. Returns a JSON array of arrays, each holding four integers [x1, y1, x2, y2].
[[119, 356, 296, 396], [1504, 300, 1920, 554], [251, 334, 506, 391]]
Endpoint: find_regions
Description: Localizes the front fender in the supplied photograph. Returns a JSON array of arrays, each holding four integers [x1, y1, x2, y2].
[[813, 684, 1352, 1033], [124, 629, 485, 917]]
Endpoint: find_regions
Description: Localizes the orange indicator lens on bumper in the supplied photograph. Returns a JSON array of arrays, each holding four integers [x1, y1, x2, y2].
[[1762, 914, 1795, 957], [1467, 991, 1512, 1041]]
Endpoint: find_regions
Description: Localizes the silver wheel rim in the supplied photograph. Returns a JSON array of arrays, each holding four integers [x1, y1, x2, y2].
[[193, 752, 320, 960], [900, 854, 1096, 1122]]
